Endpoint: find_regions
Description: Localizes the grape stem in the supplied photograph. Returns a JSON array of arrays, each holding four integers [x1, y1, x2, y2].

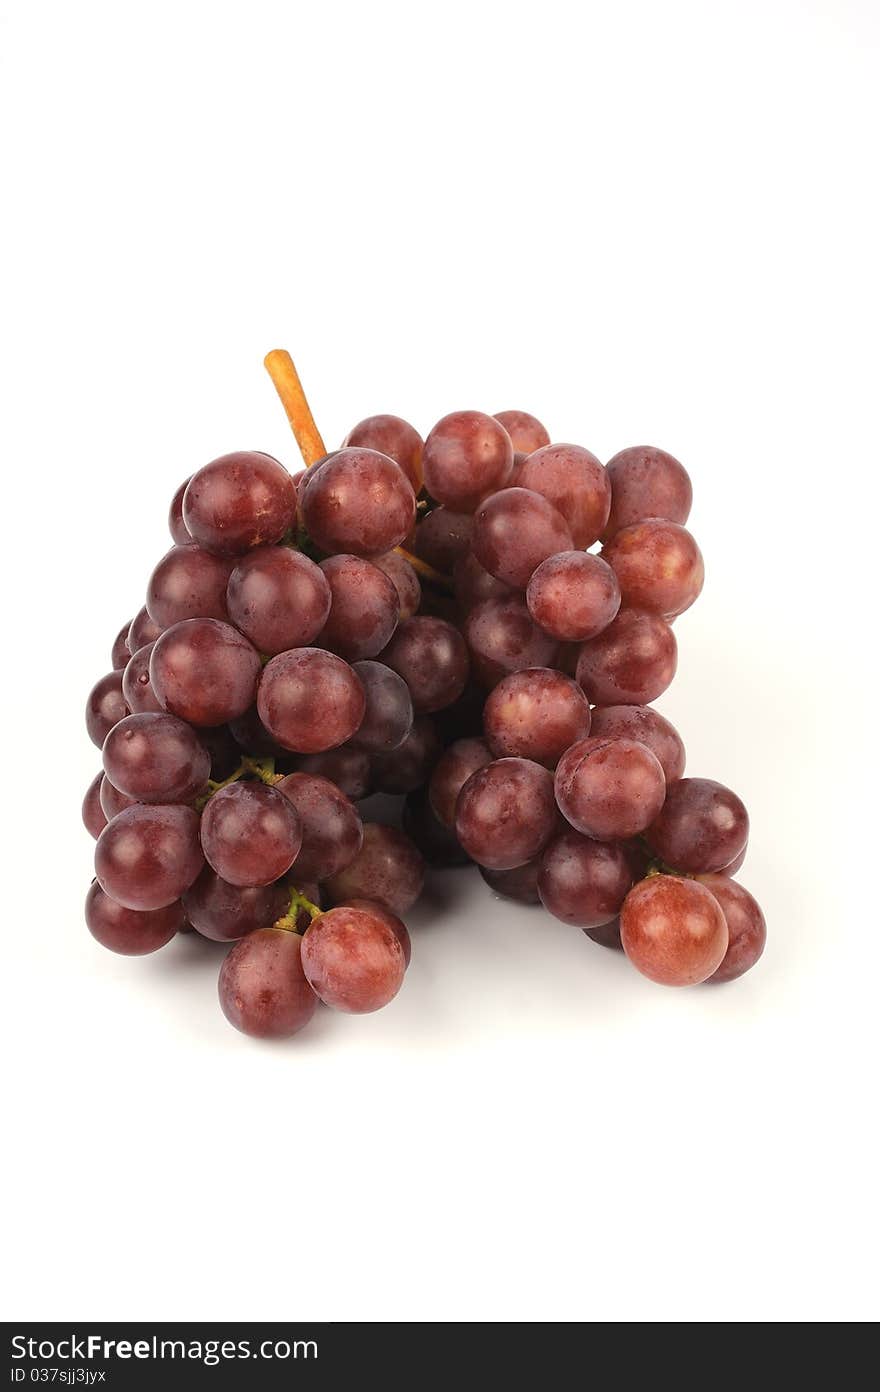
[[194, 757, 280, 810], [274, 885, 322, 934], [262, 347, 453, 590]]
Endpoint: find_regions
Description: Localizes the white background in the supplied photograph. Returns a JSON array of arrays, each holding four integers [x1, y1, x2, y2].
[[1, 0, 878, 1323]]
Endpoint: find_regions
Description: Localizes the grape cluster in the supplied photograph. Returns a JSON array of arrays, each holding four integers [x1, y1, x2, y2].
[[83, 376, 766, 1042]]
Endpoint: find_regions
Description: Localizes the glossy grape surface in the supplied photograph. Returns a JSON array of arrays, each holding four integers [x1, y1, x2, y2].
[[589, 704, 685, 785], [343, 414, 424, 493], [258, 647, 366, 752], [95, 803, 204, 910], [472, 487, 573, 590], [555, 736, 666, 841], [146, 544, 233, 628], [301, 905, 406, 1013], [455, 757, 557, 870], [318, 554, 400, 660], [645, 777, 749, 873], [526, 551, 621, 642], [464, 596, 558, 688], [219, 927, 318, 1038], [86, 671, 129, 748], [575, 609, 677, 706], [102, 711, 210, 803], [122, 642, 162, 713], [516, 444, 610, 548], [603, 520, 704, 619], [493, 410, 550, 455], [128, 606, 163, 653], [182, 867, 288, 942], [349, 661, 413, 753], [200, 781, 302, 886], [422, 411, 514, 511], [620, 875, 728, 986], [538, 831, 635, 927], [603, 446, 692, 541], [374, 550, 421, 620], [150, 618, 261, 727], [183, 451, 296, 555], [226, 546, 331, 655], [168, 476, 193, 545], [301, 448, 416, 557], [99, 776, 136, 821], [111, 623, 132, 670], [697, 875, 766, 982], [276, 772, 364, 881], [379, 616, 469, 713], [341, 899, 412, 967], [86, 881, 183, 955], [428, 737, 493, 828], [324, 823, 426, 915], [82, 774, 108, 839], [483, 668, 591, 767]]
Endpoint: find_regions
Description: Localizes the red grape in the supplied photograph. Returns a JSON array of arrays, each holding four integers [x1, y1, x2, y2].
[[371, 715, 442, 794], [603, 445, 692, 542], [317, 554, 400, 660], [349, 660, 413, 753], [379, 616, 469, 713], [463, 596, 558, 688], [86, 881, 183, 956], [301, 448, 416, 557], [721, 843, 748, 877], [258, 648, 365, 753], [122, 642, 162, 714], [95, 803, 204, 910], [168, 476, 193, 546], [219, 927, 318, 1038], [428, 737, 493, 828], [538, 830, 635, 927], [493, 410, 550, 455], [340, 899, 412, 967], [200, 781, 302, 886], [555, 736, 666, 840], [102, 711, 210, 803], [620, 875, 728, 986], [483, 668, 591, 767], [603, 520, 704, 619], [453, 549, 515, 611], [82, 774, 108, 839], [516, 444, 610, 548], [183, 867, 288, 942], [526, 551, 621, 642], [422, 411, 514, 511], [146, 544, 233, 629], [111, 622, 132, 670], [226, 546, 332, 656], [472, 488, 572, 590], [128, 606, 163, 653], [589, 703, 686, 786], [99, 776, 136, 821], [343, 414, 424, 494], [415, 508, 473, 574], [645, 777, 749, 873], [324, 823, 426, 915], [479, 859, 541, 904], [151, 618, 261, 726], [183, 451, 296, 555], [374, 549, 421, 620], [293, 745, 374, 800], [575, 608, 677, 705], [585, 919, 623, 950], [276, 772, 364, 881], [301, 905, 406, 1013], [85, 670, 129, 748], [455, 757, 557, 869], [697, 875, 766, 982]]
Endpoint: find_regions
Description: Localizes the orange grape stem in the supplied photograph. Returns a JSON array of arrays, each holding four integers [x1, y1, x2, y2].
[[263, 348, 452, 589]]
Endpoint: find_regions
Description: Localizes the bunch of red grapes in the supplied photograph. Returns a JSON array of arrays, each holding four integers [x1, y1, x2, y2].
[[83, 377, 766, 1041]]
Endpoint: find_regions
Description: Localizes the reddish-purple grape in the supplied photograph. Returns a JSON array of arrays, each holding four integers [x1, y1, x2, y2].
[[479, 858, 542, 904], [324, 823, 426, 915], [226, 546, 331, 655], [589, 704, 685, 785], [603, 520, 704, 620], [276, 772, 364, 881], [463, 596, 558, 688], [455, 757, 557, 870], [697, 875, 767, 983], [516, 444, 610, 549], [183, 867, 288, 942], [122, 642, 163, 714], [538, 831, 635, 927], [526, 551, 621, 642], [200, 781, 302, 887], [301, 905, 406, 1013], [86, 881, 183, 956], [645, 777, 749, 873], [428, 737, 493, 828], [146, 544, 233, 629], [585, 919, 623, 950], [301, 448, 416, 557], [620, 876, 728, 986], [99, 775, 136, 821], [483, 668, 591, 768], [603, 445, 692, 542], [341, 899, 412, 967], [86, 671, 129, 748], [102, 711, 210, 804], [343, 414, 424, 494], [293, 745, 374, 801], [415, 508, 473, 574], [219, 927, 318, 1038], [258, 647, 366, 752], [349, 661, 413, 753], [111, 622, 132, 670], [150, 618, 261, 727], [183, 451, 296, 555], [493, 410, 550, 455], [82, 774, 108, 839], [168, 476, 193, 546], [575, 608, 677, 705], [422, 411, 514, 512], [317, 554, 400, 660], [472, 488, 573, 590], [379, 616, 469, 713], [374, 550, 421, 620], [128, 606, 163, 653], [555, 736, 666, 841], [95, 803, 204, 910]]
